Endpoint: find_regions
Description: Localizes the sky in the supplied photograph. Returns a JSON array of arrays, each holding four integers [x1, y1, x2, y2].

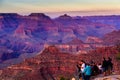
[[0, 0, 120, 16]]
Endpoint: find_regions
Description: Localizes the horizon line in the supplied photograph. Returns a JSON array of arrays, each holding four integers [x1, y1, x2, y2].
[[1, 10, 120, 18]]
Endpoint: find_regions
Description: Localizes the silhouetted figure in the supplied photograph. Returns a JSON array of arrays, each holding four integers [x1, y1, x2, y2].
[[76, 63, 81, 80], [107, 57, 113, 75], [102, 57, 108, 76], [91, 63, 99, 76]]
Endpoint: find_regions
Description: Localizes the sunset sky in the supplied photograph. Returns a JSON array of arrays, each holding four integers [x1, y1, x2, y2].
[[0, 0, 120, 16]]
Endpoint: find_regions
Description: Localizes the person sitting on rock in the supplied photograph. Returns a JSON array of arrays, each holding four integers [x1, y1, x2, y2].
[[84, 63, 92, 80], [80, 60, 86, 80], [76, 62, 81, 80], [91, 62, 99, 76], [97, 63, 102, 74], [102, 57, 108, 76], [106, 57, 113, 75]]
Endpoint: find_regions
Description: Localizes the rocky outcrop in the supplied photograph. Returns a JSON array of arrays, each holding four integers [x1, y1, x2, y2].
[[86, 36, 103, 43], [94, 75, 120, 80], [0, 46, 79, 80], [103, 30, 120, 44], [0, 46, 120, 80], [67, 38, 84, 44]]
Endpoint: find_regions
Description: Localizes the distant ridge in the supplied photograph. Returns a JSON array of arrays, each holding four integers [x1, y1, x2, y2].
[[66, 38, 83, 44], [103, 30, 120, 44]]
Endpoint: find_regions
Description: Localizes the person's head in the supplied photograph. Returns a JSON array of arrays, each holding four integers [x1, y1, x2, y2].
[[81, 60, 85, 64], [107, 57, 111, 62], [103, 57, 106, 60], [72, 77, 75, 80], [76, 64, 79, 67], [90, 60, 94, 64], [98, 63, 101, 65], [86, 63, 90, 66], [108, 57, 112, 60], [93, 62, 96, 65]]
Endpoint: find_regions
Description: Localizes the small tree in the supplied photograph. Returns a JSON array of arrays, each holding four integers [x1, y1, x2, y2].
[[116, 52, 120, 60], [60, 77, 66, 80]]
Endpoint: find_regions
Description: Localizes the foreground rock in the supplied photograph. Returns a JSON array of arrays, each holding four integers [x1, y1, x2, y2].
[[0, 46, 120, 80], [0, 46, 79, 80], [94, 75, 120, 80]]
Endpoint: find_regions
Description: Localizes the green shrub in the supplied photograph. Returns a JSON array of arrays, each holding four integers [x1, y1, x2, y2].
[[116, 52, 120, 60], [60, 77, 66, 80]]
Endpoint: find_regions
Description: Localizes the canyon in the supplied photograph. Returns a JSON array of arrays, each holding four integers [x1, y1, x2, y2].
[[0, 13, 120, 68]]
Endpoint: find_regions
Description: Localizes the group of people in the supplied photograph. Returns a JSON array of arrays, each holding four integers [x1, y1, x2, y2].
[[76, 57, 113, 80]]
